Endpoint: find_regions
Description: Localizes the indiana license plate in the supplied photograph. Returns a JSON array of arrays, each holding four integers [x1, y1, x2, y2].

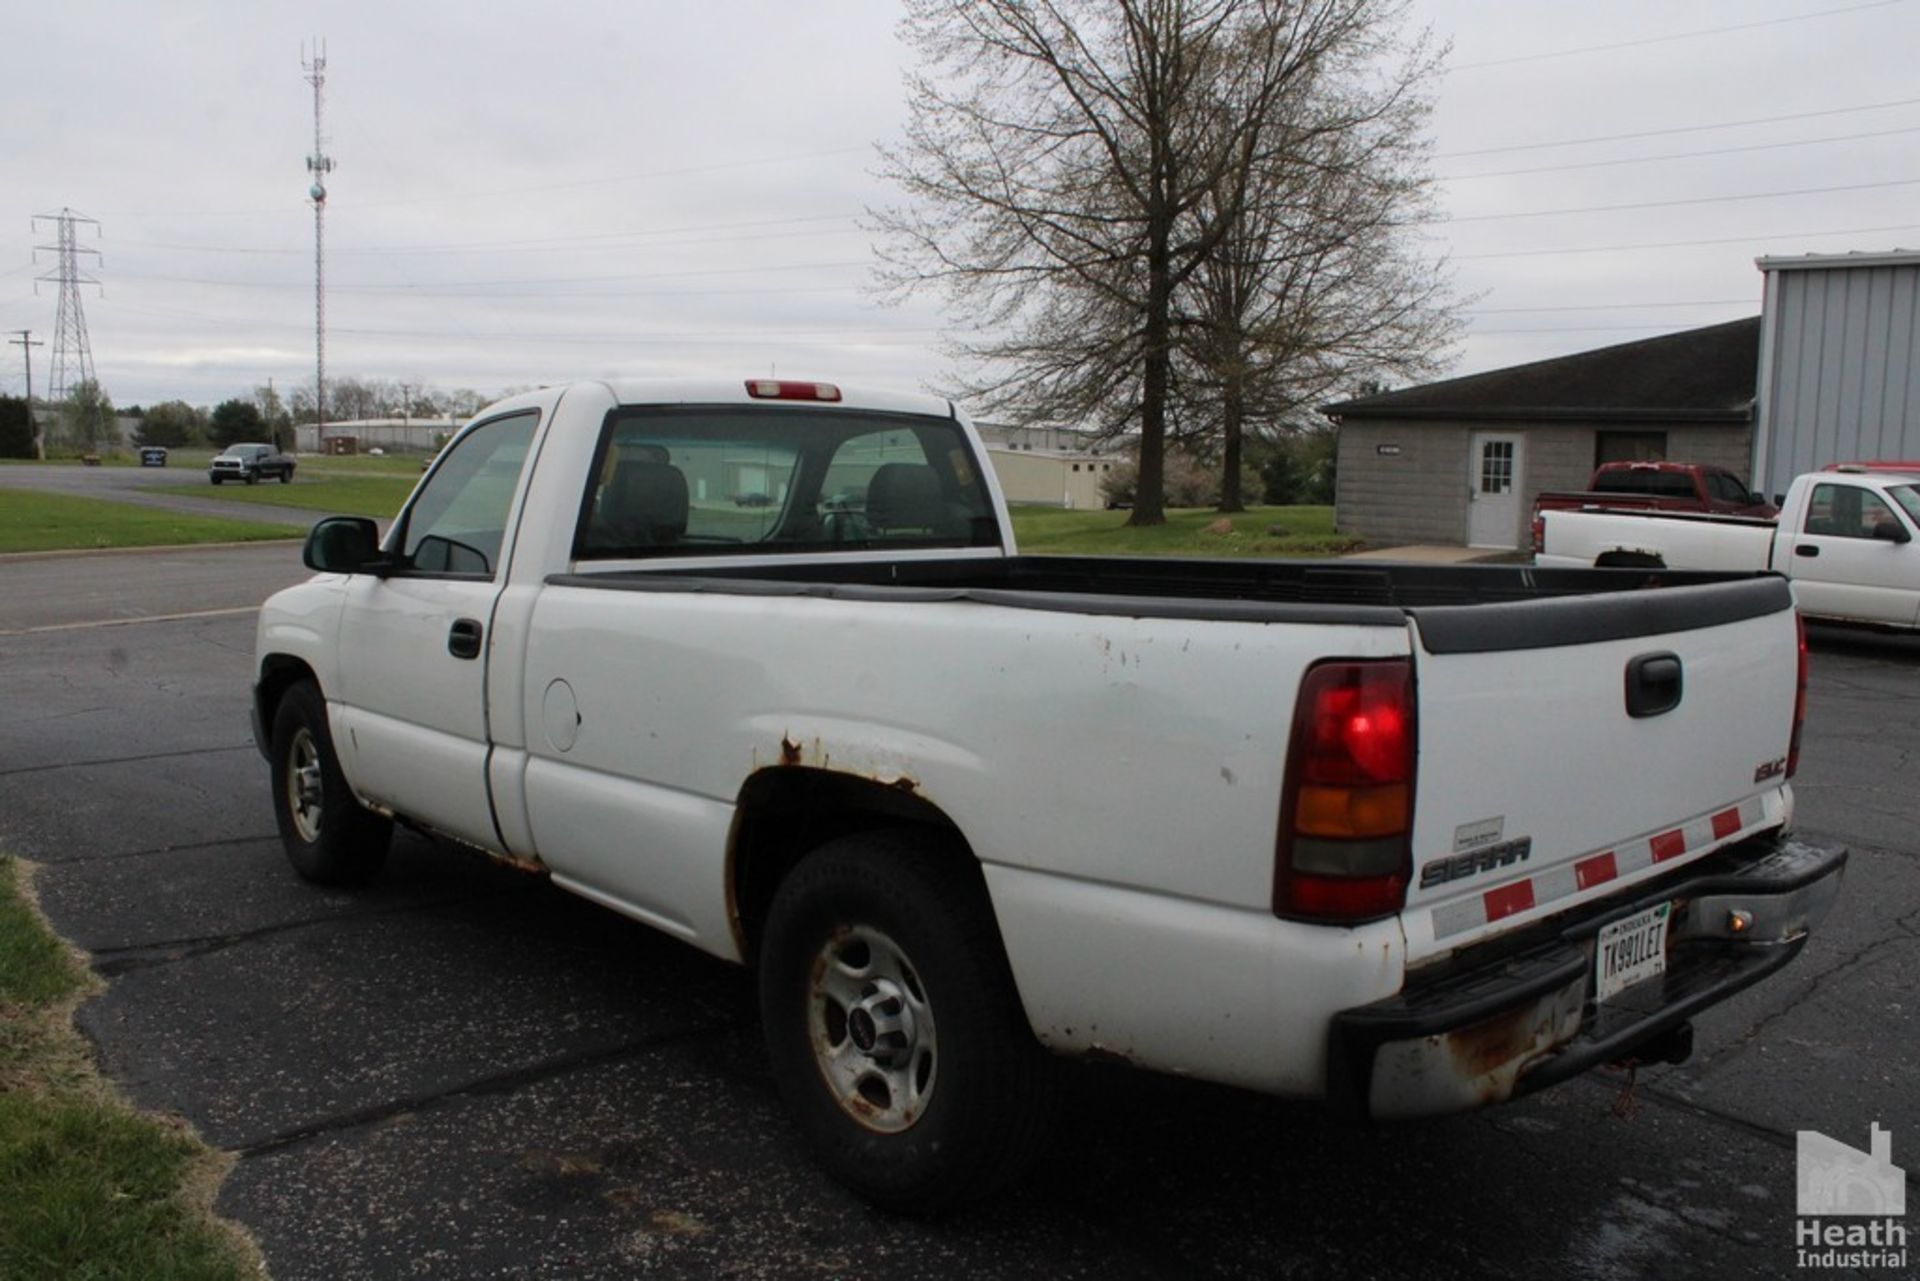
[[1595, 901, 1671, 1002]]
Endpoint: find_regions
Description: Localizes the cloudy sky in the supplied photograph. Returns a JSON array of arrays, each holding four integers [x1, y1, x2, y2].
[[2, 0, 1917, 414]]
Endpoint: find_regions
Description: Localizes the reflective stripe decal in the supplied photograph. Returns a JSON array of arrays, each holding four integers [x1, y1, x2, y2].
[[1429, 796, 1769, 940], [1575, 851, 1618, 890]]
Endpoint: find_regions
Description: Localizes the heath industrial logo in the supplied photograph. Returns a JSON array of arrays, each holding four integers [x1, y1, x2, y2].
[[1795, 1123, 1908, 1271]]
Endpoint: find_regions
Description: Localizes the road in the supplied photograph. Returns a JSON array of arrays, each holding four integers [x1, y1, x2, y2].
[[0, 552, 1913, 1279]]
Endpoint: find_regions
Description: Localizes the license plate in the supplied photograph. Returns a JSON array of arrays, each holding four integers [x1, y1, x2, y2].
[[1595, 901, 1671, 1002]]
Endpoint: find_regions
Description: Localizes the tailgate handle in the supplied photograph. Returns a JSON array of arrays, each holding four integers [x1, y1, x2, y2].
[[1625, 652, 1683, 718]]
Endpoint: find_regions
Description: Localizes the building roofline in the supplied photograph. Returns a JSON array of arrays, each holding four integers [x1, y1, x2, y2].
[[1757, 249, 1920, 273], [1324, 405, 1752, 425]]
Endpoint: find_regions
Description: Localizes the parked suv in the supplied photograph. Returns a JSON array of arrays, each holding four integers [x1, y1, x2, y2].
[[209, 443, 296, 485]]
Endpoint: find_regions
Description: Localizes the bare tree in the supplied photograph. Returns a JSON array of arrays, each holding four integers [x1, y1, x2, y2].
[[876, 0, 1450, 523], [1177, 5, 1457, 510]]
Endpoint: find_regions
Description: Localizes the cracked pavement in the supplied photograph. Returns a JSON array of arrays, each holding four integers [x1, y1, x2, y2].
[[0, 549, 1914, 1279]]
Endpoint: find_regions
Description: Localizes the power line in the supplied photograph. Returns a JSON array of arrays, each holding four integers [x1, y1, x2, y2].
[[1441, 125, 1920, 181], [1435, 96, 1920, 159], [110, 213, 863, 258], [1450, 0, 1906, 71], [110, 258, 872, 293], [1445, 176, 1920, 223], [1450, 222, 1920, 260]]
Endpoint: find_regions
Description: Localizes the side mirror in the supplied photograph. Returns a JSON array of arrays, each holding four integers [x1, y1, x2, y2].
[[1749, 492, 1768, 507], [304, 516, 389, 573], [1871, 519, 1912, 545]]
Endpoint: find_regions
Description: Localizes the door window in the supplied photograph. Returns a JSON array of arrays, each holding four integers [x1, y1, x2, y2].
[[1804, 483, 1897, 539], [1479, 440, 1514, 494], [399, 411, 539, 576]]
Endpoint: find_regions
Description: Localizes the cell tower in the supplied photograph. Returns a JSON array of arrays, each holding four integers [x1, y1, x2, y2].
[[32, 208, 102, 407], [302, 40, 335, 444]]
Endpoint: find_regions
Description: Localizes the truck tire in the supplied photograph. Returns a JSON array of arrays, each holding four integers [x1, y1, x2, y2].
[[758, 830, 1053, 1213], [279, 467, 293, 483], [269, 680, 392, 886], [211, 475, 222, 485], [244, 469, 259, 485]]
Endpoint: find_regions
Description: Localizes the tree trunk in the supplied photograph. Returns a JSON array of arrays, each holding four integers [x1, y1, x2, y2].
[[1128, 205, 1175, 528], [1218, 362, 1246, 513]]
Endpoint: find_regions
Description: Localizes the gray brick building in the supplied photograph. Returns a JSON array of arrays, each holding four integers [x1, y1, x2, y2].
[[1322, 318, 1760, 550]]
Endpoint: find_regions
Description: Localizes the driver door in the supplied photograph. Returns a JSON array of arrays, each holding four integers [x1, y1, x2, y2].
[[331, 410, 539, 849]]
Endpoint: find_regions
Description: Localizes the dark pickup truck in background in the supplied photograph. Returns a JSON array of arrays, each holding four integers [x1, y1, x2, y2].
[[1531, 461, 1775, 553], [209, 442, 297, 485]]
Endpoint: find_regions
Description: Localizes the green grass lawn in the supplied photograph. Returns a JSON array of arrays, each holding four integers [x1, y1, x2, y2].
[[161, 472, 418, 519], [1009, 504, 1361, 557], [0, 855, 257, 1280], [0, 491, 304, 554]]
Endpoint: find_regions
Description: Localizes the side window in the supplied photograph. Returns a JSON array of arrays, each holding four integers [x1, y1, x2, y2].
[[400, 411, 538, 576], [1804, 483, 1896, 540]]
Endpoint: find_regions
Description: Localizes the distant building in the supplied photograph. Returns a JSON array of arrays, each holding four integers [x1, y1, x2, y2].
[[1323, 318, 1760, 549], [986, 447, 1117, 509]]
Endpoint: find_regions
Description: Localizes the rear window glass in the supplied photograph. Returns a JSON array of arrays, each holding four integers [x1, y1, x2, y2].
[[1593, 470, 1696, 498], [575, 407, 999, 559]]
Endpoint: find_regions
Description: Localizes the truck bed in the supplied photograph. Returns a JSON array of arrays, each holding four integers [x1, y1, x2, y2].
[[552, 554, 1788, 645]]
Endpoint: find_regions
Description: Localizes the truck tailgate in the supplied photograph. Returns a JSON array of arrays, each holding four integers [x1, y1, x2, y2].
[[1400, 578, 1799, 965]]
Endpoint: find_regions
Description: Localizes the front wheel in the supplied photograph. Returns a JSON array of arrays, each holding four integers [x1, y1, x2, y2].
[[269, 680, 392, 885], [244, 470, 258, 485], [210, 475, 222, 485], [758, 830, 1053, 1212]]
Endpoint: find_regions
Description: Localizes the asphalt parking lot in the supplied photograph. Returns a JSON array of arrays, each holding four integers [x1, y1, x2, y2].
[[1, 543, 1914, 1279]]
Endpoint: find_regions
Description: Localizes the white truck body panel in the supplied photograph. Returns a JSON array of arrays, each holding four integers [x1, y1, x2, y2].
[[252, 377, 1840, 1119]]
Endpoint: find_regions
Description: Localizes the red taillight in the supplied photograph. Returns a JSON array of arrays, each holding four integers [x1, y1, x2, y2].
[[745, 379, 841, 402], [1786, 611, 1808, 778], [1530, 511, 1545, 554], [1275, 660, 1415, 923]]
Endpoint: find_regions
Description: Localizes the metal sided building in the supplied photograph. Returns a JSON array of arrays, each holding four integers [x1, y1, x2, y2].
[[1753, 250, 1920, 496]]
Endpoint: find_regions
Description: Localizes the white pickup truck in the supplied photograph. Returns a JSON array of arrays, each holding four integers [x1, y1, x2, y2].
[[1537, 466, 1920, 631], [251, 379, 1845, 1209]]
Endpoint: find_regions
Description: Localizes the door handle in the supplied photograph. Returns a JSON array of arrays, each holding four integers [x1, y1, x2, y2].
[[1795, 544, 1820, 558], [1625, 651, 1683, 719], [448, 617, 483, 660]]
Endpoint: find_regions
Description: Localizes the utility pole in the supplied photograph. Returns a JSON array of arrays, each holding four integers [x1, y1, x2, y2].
[[8, 329, 45, 458], [302, 40, 336, 452]]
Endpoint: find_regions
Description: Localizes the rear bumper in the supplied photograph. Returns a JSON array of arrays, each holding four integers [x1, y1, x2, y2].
[[1327, 835, 1845, 1121]]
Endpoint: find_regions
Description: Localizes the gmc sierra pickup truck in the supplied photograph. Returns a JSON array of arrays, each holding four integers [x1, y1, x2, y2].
[[1537, 465, 1920, 631], [252, 379, 1845, 1210]]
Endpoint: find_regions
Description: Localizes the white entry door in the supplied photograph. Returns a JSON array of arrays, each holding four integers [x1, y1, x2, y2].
[[1467, 433, 1523, 549]]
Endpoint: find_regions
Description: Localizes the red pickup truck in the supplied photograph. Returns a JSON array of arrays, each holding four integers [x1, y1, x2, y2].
[[1530, 461, 1775, 553]]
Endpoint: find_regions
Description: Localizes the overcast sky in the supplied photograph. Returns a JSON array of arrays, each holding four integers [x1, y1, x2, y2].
[[2, 0, 1917, 415]]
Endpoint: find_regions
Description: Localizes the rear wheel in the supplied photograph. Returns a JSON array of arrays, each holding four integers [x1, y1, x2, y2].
[[279, 467, 293, 484], [758, 830, 1053, 1212], [269, 680, 392, 885]]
